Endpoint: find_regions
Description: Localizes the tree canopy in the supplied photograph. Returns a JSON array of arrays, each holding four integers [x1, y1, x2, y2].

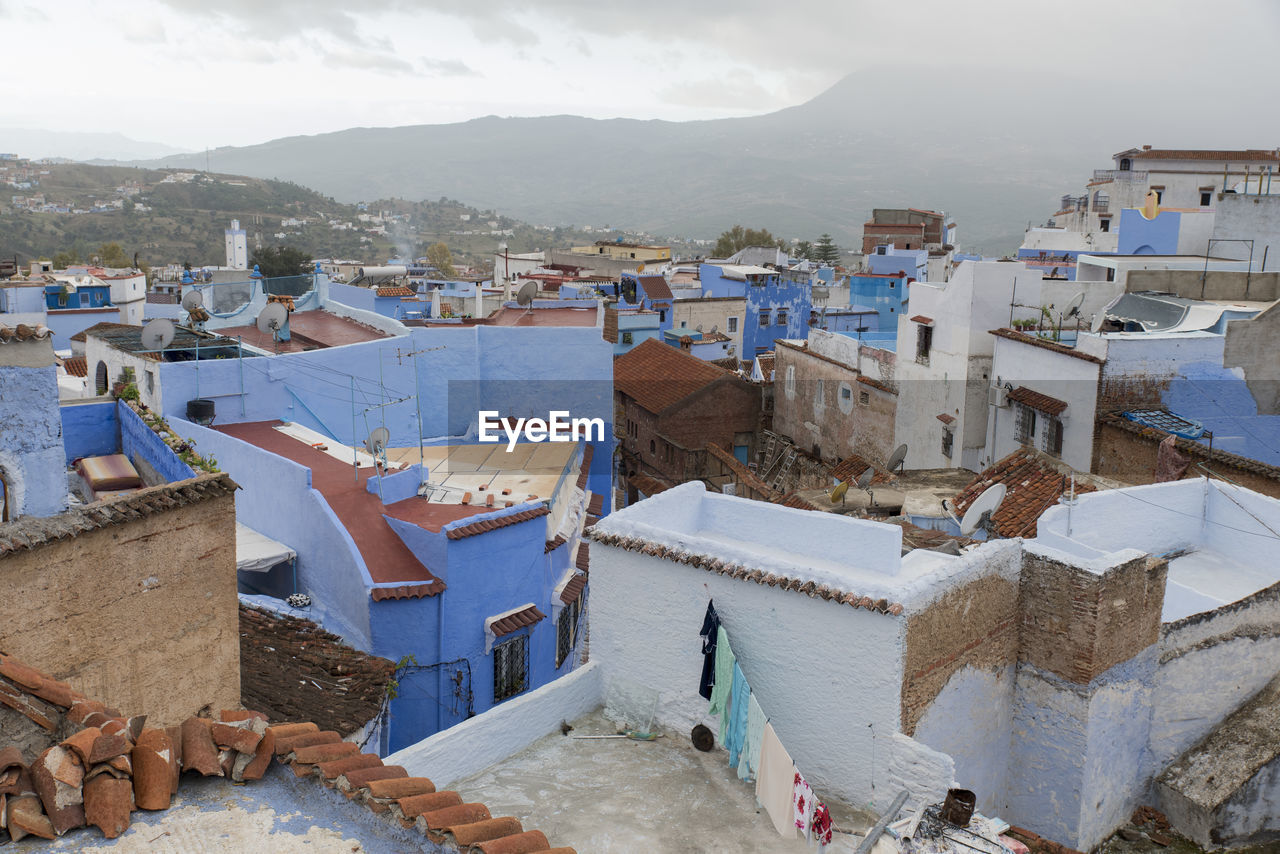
[[811, 234, 840, 265], [250, 245, 312, 278], [425, 242, 457, 278], [713, 225, 783, 258]]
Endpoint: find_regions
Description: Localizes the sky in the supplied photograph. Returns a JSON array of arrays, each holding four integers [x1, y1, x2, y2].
[[2, 0, 1278, 152]]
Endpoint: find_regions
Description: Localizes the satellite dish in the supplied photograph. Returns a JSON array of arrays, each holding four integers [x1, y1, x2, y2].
[[141, 318, 175, 351], [364, 426, 390, 456], [711, 325, 718, 334], [856, 468, 875, 490], [960, 483, 1007, 536], [829, 480, 849, 505], [181, 289, 204, 312], [696, 324, 703, 333], [636, 263, 646, 273], [256, 302, 288, 336], [516, 280, 537, 307], [1063, 292, 1085, 320], [886, 443, 909, 472]]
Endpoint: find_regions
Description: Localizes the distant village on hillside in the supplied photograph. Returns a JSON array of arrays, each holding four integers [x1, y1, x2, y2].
[[1, 146, 1279, 853]]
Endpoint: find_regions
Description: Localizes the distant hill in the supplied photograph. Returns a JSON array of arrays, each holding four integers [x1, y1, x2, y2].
[[139, 69, 1193, 253], [0, 129, 189, 162]]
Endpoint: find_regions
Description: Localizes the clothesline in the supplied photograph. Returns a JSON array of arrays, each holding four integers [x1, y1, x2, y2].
[[699, 599, 834, 848]]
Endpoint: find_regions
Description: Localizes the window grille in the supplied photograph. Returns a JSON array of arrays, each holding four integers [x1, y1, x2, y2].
[[493, 634, 529, 703]]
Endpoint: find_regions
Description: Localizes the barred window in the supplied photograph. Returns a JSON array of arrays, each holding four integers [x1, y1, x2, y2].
[[493, 634, 529, 703], [1044, 418, 1064, 457], [941, 429, 953, 458], [1015, 404, 1037, 445], [556, 596, 581, 668]]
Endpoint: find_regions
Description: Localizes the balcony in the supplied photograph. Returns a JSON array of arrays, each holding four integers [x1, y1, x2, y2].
[[1092, 169, 1148, 183]]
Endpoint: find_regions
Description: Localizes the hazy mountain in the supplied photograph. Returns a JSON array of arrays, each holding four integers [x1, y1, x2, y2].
[[141, 70, 1255, 254], [0, 129, 190, 162]]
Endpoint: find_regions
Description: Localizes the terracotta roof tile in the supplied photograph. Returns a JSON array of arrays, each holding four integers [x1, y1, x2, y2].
[[830, 454, 894, 486], [952, 447, 1096, 538], [60, 356, 87, 377], [614, 338, 730, 414], [145, 292, 177, 304], [936, 413, 956, 425], [1126, 148, 1279, 162], [857, 374, 896, 395], [575, 542, 590, 573], [705, 443, 779, 500], [989, 328, 1104, 364], [560, 573, 587, 604], [628, 470, 672, 497], [489, 605, 546, 638], [775, 492, 823, 511], [1007, 386, 1068, 416], [576, 444, 593, 490], [586, 493, 604, 516], [375, 285, 416, 297], [370, 583, 443, 601], [545, 535, 567, 553], [445, 505, 549, 540], [910, 315, 933, 324], [0, 322, 52, 342], [637, 274, 673, 301]]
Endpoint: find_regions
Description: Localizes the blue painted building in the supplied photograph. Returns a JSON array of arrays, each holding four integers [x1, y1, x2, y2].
[[742, 269, 812, 357], [1118, 208, 1182, 255], [866, 245, 927, 281], [0, 281, 48, 314], [45, 278, 112, 310], [618, 273, 675, 331], [1016, 249, 1085, 280], [611, 309, 662, 356], [847, 272, 910, 329]]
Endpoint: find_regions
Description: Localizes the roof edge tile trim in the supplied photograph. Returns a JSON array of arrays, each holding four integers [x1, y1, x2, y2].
[[370, 582, 446, 601], [0, 473, 238, 557], [586, 529, 904, 616], [989, 328, 1105, 364], [444, 505, 549, 540]]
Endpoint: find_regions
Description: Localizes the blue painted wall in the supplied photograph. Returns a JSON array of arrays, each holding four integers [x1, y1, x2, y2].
[[613, 313, 662, 356], [0, 285, 47, 314], [848, 273, 909, 329], [46, 283, 111, 310], [118, 401, 196, 482], [867, 247, 927, 281], [1016, 249, 1083, 281], [45, 308, 120, 353], [697, 265, 748, 299], [1118, 209, 1181, 255], [1, 362, 66, 518], [328, 282, 376, 313], [743, 273, 811, 356], [61, 400, 119, 463]]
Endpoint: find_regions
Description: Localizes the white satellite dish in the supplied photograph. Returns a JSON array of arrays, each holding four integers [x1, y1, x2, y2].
[[256, 302, 289, 336], [364, 426, 390, 456], [1063, 292, 1085, 320], [886, 443, 909, 473], [515, 280, 537, 307], [856, 468, 875, 490], [696, 324, 703, 333], [181, 289, 204, 312], [141, 318, 175, 352], [960, 483, 1007, 536]]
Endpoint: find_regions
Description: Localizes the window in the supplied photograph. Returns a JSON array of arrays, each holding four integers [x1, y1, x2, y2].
[[95, 361, 109, 396], [493, 634, 529, 702], [727, 316, 738, 333], [1151, 187, 1164, 204], [1015, 404, 1037, 445], [556, 592, 582, 668], [649, 439, 656, 455], [916, 323, 933, 365], [145, 370, 155, 395], [1099, 218, 1111, 233], [776, 308, 788, 326], [1200, 190, 1213, 207], [841, 386, 852, 401], [621, 331, 633, 345], [941, 429, 953, 458], [859, 390, 870, 406], [838, 382, 853, 414], [784, 366, 796, 398], [759, 311, 771, 328], [1044, 418, 1064, 457], [659, 310, 666, 323], [1119, 158, 1131, 171]]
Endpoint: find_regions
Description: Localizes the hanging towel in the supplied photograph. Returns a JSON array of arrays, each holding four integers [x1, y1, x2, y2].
[[755, 722, 797, 838], [792, 770, 815, 841], [738, 692, 765, 783], [707, 626, 734, 727], [725, 663, 750, 765], [812, 801, 833, 847], [698, 600, 720, 700]]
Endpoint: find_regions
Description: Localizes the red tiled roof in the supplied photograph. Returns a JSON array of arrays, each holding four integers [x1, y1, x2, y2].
[[937, 413, 955, 425], [705, 443, 779, 500], [857, 374, 896, 395], [445, 506, 549, 540], [587, 529, 904, 616], [1125, 148, 1279, 162], [754, 353, 775, 380], [217, 310, 390, 352], [989, 328, 1105, 364], [628, 470, 672, 497], [576, 445, 593, 490], [637, 274, 673, 301], [952, 447, 1096, 538], [575, 542, 590, 573], [489, 605, 546, 638], [830, 454, 894, 486], [615, 338, 729, 414], [560, 574, 586, 604], [775, 492, 822, 511], [545, 535, 567, 553], [370, 584, 442, 601], [910, 315, 933, 325], [586, 493, 604, 517], [375, 286, 415, 298], [61, 356, 87, 377], [145, 292, 177, 304], [70, 322, 134, 343], [1007, 386, 1068, 416], [603, 307, 619, 343]]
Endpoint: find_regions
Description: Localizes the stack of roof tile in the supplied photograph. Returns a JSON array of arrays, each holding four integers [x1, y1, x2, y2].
[[0, 653, 576, 851]]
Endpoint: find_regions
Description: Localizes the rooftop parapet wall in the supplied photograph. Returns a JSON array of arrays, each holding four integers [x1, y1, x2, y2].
[[1124, 269, 1280, 301]]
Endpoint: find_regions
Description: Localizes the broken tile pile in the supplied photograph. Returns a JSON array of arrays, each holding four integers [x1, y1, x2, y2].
[[0, 653, 577, 851], [1003, 824, 1086, 854]]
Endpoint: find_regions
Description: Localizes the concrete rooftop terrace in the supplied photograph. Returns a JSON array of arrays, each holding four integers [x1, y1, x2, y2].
[[25, 764, 426, 854], [451, 709, 875, 853], [386, 441, 577, 507], [487, 306, 599, 327], [217, 310, 392, 352]]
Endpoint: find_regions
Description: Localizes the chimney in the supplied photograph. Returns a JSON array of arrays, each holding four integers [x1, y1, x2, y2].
[[1142, 145, 1152, 150]]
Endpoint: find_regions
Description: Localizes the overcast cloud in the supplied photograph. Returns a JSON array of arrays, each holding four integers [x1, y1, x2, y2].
[[0, 0, 1276, 150]]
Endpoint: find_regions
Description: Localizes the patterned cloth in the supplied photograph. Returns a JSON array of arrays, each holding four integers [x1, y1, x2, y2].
[[792, 770, 815, 840], [812, 801, 833, 846]]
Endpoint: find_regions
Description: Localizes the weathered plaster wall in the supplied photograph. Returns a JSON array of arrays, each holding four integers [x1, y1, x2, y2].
[[118, 401, 196, 483], [1216, 756, 1280, 847], [1224, 303, 1280, 414], [773, 342, 895, 465], [0, 344, 68, 518], [0, 491, 240, 725]]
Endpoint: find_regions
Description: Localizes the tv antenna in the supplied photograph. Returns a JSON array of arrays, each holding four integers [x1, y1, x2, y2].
[[958, 483, 1007, 537], [140, 318, 175, 353], [886, 443, 908, 474], [256, 301, 289, 350], [363, 426, 391, 501]]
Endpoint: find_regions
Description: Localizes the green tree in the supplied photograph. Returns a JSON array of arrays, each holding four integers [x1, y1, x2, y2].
[[713, 225, 783, 258], [51, 249, 80, 268], [95, 241, 133, 268], [793, 240, 814, 261], [425, 242, 457, 278], [250, 245, 312, 278], [812, 234, 840, 265]]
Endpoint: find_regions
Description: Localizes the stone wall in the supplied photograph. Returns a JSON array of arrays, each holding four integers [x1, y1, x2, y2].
[[1018, 550, 1166, 685], [901, 572, 1019, 735], [0, 477, 240, 726]]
